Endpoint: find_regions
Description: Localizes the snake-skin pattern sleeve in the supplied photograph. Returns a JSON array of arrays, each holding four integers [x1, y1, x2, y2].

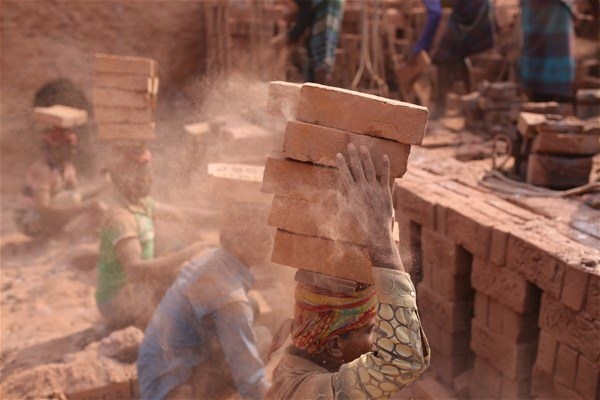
[[332, 268, 430, 399]]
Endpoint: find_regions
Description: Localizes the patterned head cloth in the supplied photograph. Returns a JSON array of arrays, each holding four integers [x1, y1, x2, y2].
[[292, 282, 377, 353]]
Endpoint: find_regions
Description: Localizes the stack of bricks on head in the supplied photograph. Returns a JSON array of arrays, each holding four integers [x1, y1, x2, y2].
[[93, 54, 158, 143], [33, 104, 88, 129], [263, 81, 428, 284]]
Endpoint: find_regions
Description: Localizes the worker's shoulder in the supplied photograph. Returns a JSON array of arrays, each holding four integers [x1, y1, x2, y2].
[[101, 204, 137, 231]]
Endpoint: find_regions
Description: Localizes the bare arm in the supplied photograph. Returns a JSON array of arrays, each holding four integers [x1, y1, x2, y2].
[[154, 202, 221, 226], [115, 237, 206, 282]]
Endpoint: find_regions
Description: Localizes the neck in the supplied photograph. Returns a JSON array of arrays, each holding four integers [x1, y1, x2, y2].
[[288, 346, 341, 373]]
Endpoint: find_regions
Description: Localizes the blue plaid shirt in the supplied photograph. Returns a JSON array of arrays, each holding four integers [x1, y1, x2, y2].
[[137, 248, 267, 400]]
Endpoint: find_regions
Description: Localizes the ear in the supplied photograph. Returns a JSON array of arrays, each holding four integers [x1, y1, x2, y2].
[[324, 335, 344, 359]]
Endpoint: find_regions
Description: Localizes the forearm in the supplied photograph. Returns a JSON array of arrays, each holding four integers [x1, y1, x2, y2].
[[334, 268, 430, 397], [412, 0, 442, 54], [125, 243, 201, 281], [287, 0, 312, 43], [367, 222, 404, 272]]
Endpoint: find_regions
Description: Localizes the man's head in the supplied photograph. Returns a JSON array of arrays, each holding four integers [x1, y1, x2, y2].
[[43, 127, 78, 164], [109, 144, 153, 203], [291, 281, 377, 371], [219, 203, 274, 267]]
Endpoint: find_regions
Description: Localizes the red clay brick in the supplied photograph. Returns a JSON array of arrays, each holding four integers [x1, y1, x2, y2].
[[97, 122, 155, 141], [434, 203, 446, 235], [421, 227, 471, 276], [473, 292, 489, 326], [500, 376, 531, 399], [470, 321, 537, 380], [471, 258, 538, 313], [445, 208, 492, 260], [413, 376, 458, 400], [502, 306, 539, 343], [538, 293, 600, 362], [417, 285, 471, 333], [282, 120, 410, 177], [394, 185, 435, 228], [94, 72, 151, 92], [271, 230, 373, 283], [94, 53, 157, 75], [561, 266, 590, 312], [487, 299, 504, 333], [554, 381, 585, 400], [472, 357, 502, 398], [583, 274, 599, 322], [93, 87, 150, 108], [261, 155, 338, 201], [555, 344, 578, 388], [430, 353, 470, 387], [431, 266, 473, 302], [95, 106, 153, 124], [575, 354, 600, 399], [267, 81, 301, 119], [489, 227, 508, 266], [296, 83, 428, 145], [532, 130, 600, 156], [267, 194, 369, 245], [534, 331, 558, 374], [532, 365, 556, 399]]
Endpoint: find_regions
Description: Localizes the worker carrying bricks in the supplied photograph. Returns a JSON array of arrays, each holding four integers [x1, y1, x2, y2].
[[95, 144, 217, 330], [137, 204, 273, 400], [431, 0, 495, 118], [266, 144, 430, 399], [14, 107, 107, 238], [281, 0, 346, 84], [519, 0, 577, 103]]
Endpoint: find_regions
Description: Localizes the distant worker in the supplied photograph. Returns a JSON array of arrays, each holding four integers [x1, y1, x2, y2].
[[519, 0, 576, 103], [266, 144, 430, 399], [285, 0, 346, 84], [96, 144, 217, 330], [431, 0, 495, 117], [137, 204, 273, 400], [14, 108, 106, 238]]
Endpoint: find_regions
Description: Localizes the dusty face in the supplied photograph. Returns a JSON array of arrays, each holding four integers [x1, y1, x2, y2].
[[49, 141, 77, 164], [338, 320, 377, 364], [113, 164, 152, 203]]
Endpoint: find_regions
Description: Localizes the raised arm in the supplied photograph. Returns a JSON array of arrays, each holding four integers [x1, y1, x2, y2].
[[331, 144, 430, 398]]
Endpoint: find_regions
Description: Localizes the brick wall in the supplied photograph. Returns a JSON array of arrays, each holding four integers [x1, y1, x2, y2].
[[394, 166, 600, 399]]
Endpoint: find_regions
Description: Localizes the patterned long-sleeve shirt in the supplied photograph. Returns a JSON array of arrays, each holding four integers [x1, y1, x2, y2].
[[266, 268, 430, 399]]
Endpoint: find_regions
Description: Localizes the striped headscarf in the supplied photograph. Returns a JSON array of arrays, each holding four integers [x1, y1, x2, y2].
[[292, 282, 377, 353]]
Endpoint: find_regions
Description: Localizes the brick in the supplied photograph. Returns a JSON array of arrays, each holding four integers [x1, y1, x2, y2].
[[396, 50, 431, 94], [473, 292, 489, 326], [575, 354, 600, 399], [520, 101, 560, 114], [268, 194, 368, 245], [555, 344, 578, 388], [33, 105, 88, 128], [487, 299, 504, 333], [472, 356, 502, 398], [393, 185, 435, 228], [97, 123, 155, 141], [538, 293, 600, 362], [94, 53, 157, 76], [445, 208, 491, 260], [471, 258, 538, 313], [502, 306, 539, 343], [417, 285, 471, 333], [517, 111, 548, 137], [534, 331, 558, 374], [421, 228, 471, 276], [526, 153, 593, 190], [430, 353, 470, 387], [271, 230, 373, 283], [431, 265, 473, 302], [489, 227, 508, 266], [532, 365, 556, 399], [261, 156, 338, 201], [470, 321, 537, 380], [94, 107, 154, 124], [421, 313, 470, 357], [66, 380, 133, 400], [94, 73, 152, 92], [297, 83, 428, 145], [413, 376, 457, 400], [500, 376, 531, 399], [433, 204, 446, 235], [267, 81, 301, 119], [583, 274, 599, 320], [92, 88, 150, 108], [561, 266, 590, 312], [282, 120, 410, 177], [208, 177, 270, 205], [555, 381, 585, 400], [532, 130, 600, 156]]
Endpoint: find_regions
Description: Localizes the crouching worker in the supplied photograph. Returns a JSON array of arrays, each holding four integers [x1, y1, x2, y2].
[[96, 144, 217, 330], [267, 144, 430, 399], [14, 126, 106, 238], [137, 204, 273, 400]]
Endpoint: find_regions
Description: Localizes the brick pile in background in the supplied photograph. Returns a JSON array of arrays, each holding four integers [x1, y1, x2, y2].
[[460, 81, 520, 136], [394, 161, 600, 399], [93, 54, 158, 141], [262, 82, 427, 283]]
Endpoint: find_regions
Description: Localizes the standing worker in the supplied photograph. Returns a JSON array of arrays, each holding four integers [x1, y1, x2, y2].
[[519, 0, 577, 103]]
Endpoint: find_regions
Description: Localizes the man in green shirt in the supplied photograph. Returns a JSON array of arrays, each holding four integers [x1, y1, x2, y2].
[[96, 145, 216, 330]]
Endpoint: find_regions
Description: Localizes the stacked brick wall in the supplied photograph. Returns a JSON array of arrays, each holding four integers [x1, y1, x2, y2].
[[394, 165, 600, 399]]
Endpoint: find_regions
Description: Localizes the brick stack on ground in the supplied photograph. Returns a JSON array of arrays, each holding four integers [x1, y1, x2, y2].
[[262, 82, 428, 283], [394, 154, 600, 399], [93, 53, 158, 141], [461, 81, 520, 136]]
